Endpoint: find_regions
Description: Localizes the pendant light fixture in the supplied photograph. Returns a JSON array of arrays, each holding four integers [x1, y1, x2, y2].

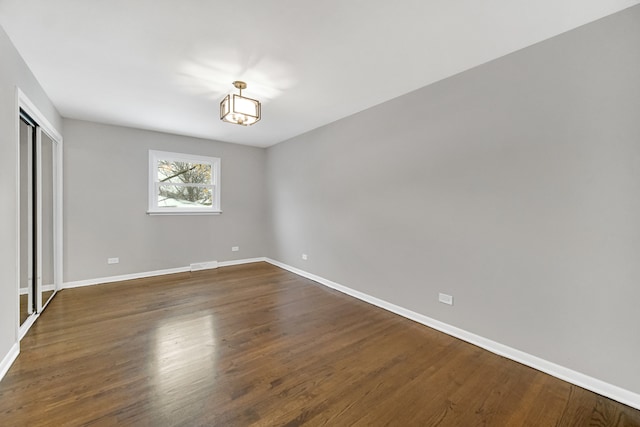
[[220, 81, 261, 126]]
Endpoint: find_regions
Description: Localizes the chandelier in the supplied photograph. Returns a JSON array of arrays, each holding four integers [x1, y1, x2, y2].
[[220, 81, 261, 126]]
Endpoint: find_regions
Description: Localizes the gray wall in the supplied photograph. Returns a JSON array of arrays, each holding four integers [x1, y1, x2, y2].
[[63, 119, 267, 282], [266, 6, 640, 394], [0, 26, 61, 361]]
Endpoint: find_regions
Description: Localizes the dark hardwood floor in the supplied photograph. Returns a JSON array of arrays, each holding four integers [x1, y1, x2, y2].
[[1, 262, 638, 426]]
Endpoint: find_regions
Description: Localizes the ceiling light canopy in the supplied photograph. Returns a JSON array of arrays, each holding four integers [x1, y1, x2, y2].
[[220, 81, 261, 126]]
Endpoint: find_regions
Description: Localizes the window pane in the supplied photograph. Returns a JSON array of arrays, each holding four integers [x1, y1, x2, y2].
[[157, 161, 212, 184], [149, 150, 221, 213], [158, 184, 213, 207]]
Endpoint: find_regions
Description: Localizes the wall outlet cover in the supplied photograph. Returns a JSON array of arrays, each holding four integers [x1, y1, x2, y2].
[[439, 293, 453, 305]]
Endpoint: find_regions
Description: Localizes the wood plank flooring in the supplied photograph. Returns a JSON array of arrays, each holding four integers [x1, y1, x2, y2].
[[1, 262, 638, 426]]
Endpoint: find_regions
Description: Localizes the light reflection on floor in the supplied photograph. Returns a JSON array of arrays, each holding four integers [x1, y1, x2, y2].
[[152, 312, 217, 416]]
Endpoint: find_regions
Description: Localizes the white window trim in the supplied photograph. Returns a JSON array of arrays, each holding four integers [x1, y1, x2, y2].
[[147, 150, 221, 215]]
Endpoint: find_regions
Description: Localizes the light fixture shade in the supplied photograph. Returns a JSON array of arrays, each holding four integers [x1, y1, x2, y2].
[[220, 82, 261, 126]]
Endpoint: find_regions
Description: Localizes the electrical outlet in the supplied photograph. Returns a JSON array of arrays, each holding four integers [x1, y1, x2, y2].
[[302, 254, 308, 260], [438, 293, 453, 305], [107, 257, 119, 264], [232, 246, 239, 252]]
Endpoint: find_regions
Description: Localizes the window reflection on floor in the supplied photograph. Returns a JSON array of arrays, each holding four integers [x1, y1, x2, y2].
[[152, 313, 217, 414]]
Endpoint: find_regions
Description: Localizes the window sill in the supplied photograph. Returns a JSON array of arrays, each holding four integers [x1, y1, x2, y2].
[[146, 210, 222, 216]]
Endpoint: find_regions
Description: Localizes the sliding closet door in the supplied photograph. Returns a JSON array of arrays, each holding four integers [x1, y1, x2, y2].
[[19, 118, 35, 326], [38, 131, 56, 310], [18, 97, 62, 338]]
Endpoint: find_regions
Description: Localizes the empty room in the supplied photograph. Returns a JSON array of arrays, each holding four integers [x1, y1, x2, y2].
[[1, 1, 639, 425]]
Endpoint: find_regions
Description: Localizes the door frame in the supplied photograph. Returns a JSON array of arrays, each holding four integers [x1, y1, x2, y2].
[[15, 88, 63, 340]]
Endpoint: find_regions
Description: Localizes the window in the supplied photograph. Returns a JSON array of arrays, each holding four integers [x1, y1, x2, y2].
[[148, 150, 221, 215]]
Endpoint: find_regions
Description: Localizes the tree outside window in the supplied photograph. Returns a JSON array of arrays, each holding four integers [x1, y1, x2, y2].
[[148, 150, 221, 214]]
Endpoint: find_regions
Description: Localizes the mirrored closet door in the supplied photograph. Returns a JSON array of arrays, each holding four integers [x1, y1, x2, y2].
[[19, 117, 35, 326], [19, 107, 61, 338], [39, 131, 56, 310]]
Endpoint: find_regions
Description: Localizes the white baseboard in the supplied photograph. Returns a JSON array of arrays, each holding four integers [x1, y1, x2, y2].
[[264, 258, 640, 410], [219, 257, 266, 267], [19, 313, 39, 341], [55, 256, 640, 409], [64, 266, 190, 289], [63, 258, 266, 289], [0, 342, 19, 382]]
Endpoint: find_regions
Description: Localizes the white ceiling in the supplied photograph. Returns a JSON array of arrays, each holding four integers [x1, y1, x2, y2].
[[1, 0, 638, 147]]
